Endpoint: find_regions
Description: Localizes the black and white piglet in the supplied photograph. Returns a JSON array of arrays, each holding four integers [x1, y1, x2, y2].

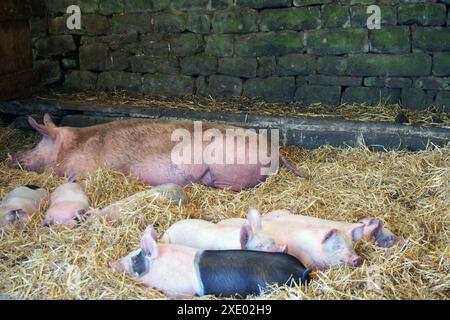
[[110, 225, 311, 297]]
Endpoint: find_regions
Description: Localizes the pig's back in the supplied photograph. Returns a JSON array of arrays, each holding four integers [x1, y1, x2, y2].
[[196, 250, 310, 297], [163, 220, 241, 250]]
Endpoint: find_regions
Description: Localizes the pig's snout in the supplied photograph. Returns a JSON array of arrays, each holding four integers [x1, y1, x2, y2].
[[7, 153, 21, 168], [350, 255, 363, 267], [109, 260, 125, 273]]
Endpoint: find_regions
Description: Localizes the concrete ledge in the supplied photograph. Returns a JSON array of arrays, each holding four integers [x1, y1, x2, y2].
[[1, 98, 449, 151]]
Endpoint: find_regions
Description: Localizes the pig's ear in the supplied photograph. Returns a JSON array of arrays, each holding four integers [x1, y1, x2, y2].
[[351, 224, 364, 242], [247, 208, 262, 231], [28, 116, 57, 140], [239, 222, 253, 249], [141, 225, 159, 258], [43, 113, 57, 128], [321, 228, 338, 244]]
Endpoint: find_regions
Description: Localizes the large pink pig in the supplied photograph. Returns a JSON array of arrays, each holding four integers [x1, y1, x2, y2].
[[265, 209, 399, 248], [110, 225, 311, 297], [43, 182, 90, 226], [218, 209, 362, 270], [161, 208, 287, 252], [0, 185, 48, 227], [11, 114, 307, 192]]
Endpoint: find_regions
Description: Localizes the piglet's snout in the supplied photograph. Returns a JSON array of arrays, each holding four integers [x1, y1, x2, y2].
[[109, 260, 125, 273], [350, 255, 363, 267]]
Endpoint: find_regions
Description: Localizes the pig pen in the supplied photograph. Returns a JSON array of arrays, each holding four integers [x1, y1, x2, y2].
[[0, 111, 449, 300]]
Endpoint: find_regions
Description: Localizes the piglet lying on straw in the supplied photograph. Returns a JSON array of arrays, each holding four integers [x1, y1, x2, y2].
[[110, 225, 311, 297], [0, 185, 48, 227], [161, 208, 287, 253]]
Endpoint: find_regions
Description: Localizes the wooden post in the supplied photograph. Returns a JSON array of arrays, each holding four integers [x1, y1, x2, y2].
[[0, 0, 39, 101]]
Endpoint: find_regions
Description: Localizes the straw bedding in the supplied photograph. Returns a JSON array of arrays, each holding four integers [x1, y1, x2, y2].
[[0, 125, 448, 300]]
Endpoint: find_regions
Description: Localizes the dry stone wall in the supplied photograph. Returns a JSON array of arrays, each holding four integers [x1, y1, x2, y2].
[[31, 0, 450, 110]]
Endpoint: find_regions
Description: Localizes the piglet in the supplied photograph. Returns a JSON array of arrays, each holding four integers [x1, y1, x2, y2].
[[110, 225, 311, 297], [43, 182, 90, 226], [0, 185, 48, 227], [218, 209, 362, 270], [265, 210, 399, 248], [161, 208, 287, 253]]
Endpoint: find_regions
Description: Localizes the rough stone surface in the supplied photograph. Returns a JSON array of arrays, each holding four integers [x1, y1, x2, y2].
[[125, 0, 169, 13], [305, 29, 368, 55], [414, 77, 450, 91], [369, 27, 411, 54], [276, 54, 315, 76], [168, 34, 204, 56], [235, 31, 304, 57], [218, 57, 257, 78], [259, 7, 321, 31], [181, 55, 218, 76], [32, 1, 450, 107], [153, 13, 186, 33], [398, 3, 447, 26], [435, 91, 450, 111], [62, 58, 78, 69], [317, 56, 348, 75], [143, 74, 194, 96], [64, 70, 98, 90], [244, 77, 295, 102], [84, 14, 110, 36], [433, 53, 450, 76], [342, 87, 402, 105], [295, 85, 342, 105], [171, 0, 209, 10], [401, 88, 428, 110], [413, 27, 450, 52], [212, 9, 258, 34], [79, 44, 128, 71], [129, 55, 179, 74], [99, 0, 125, 15], [35, 59, 61, 85], [308, 75, 361, 87], [112, 14, 152, 34], [347, 54, 432, 77], [97, 72, 142, 92], [186, 11, 211, 34], [35, 36, 76, 57], [257, 56, 276, 77], [236, 0, 291, 9], [205, 34, 234, 57], [322, 5, 350, 28], [206, 75, 243, 97], [364, 77, 413, 89]]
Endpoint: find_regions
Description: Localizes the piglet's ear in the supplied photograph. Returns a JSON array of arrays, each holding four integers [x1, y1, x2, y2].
[[351, 224, 364, 242], [28, 116, 57, 140], [321, 228, 338, 244], [43, 113, 56, 128], [239, 222, 253, 249], [247, 208, 262, 231], [141, 225, 159, 258]]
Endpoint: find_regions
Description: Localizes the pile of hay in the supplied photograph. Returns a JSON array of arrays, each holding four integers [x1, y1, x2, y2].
[[42, 89, 450, 129], [0, 125, 448, 300]]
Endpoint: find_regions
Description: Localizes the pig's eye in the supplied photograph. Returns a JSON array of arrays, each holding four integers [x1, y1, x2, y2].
[[7, 210, 23, 223], [131, 251, 149, 276]]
